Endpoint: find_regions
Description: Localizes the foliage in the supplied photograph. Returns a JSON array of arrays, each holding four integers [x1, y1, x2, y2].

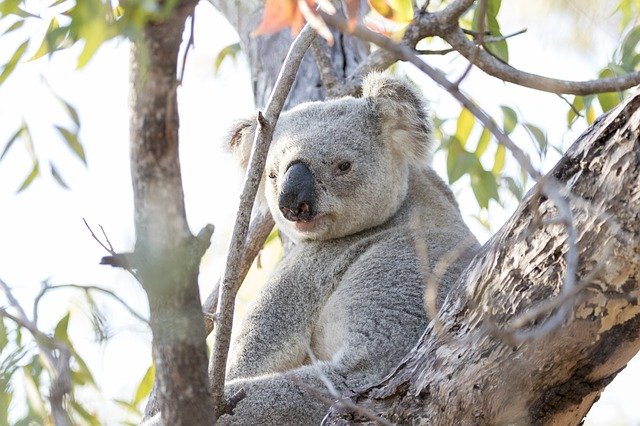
[[0, 0, 180, 191]]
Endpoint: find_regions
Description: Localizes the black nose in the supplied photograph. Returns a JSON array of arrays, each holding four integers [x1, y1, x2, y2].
[[279, 162, 316, 222]]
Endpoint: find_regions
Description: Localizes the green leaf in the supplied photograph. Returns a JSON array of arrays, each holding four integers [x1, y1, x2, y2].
[[621, 25, 640, 69], [447, 137, 479, 184], [54, 312, 71, 342], [1, 20, 24, 36], [586, 105, 595, 124], [49, 162, 70, 189], [29, 17, 67, 61], [523, 123, 547, 154], [0, 0, 21, 16], [471, 169, 499, 209], [23, 367, 46, 420], [62, 99, 81, 127], [133, 364, 155, 406], [492, 144, 505, 176], [567, 95, 584, 127], [596, 69, 622, 112], [474, 128, 491, 157], [114, 399, 141, 416], [0, 40, 28, 86], [503, 176, 523, 201], [500, 105, 517, 134], [56, 126, 86, 165], [388, 0, 413, 22], [17, 162, 39, 193], [0, 319, 7, 350], [70, 400, 101, 426], [214, 42, 241, 75], [0, 126, 23, 162], [455, 108, 475, 147]]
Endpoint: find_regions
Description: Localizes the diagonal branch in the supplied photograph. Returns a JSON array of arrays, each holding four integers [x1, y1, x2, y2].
[[208, 24, 317, 419]]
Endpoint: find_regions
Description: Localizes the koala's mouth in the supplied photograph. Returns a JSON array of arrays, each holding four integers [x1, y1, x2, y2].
[[292, 213, 327, 233]]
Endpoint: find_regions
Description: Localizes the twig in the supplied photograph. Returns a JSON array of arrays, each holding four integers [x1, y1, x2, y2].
[[83, 219, 141, 281], [208, 24, 317, 419], [0, 281, 72, 426], [34, 283, 148, 324], [454, 0, 487, 87], [303, 346, 393, 426], [557, 93, 584, 118], [82, 218, 113, 255]]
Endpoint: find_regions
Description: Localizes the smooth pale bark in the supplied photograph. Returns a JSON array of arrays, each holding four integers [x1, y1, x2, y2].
[[324, 90, 640, 425]]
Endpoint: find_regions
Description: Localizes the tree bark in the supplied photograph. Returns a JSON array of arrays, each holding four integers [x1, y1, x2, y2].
[[130, 2, 215, 424], [324, 89, 640, 425], [209, 0, 370, 108]]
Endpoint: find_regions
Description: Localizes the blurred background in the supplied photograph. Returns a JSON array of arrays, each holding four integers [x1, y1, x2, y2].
[[0, 0, 638, 424]]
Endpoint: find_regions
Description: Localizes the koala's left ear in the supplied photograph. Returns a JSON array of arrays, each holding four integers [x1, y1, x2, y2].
[[225, 117, 257, 172], [363, 72, 433, 165]]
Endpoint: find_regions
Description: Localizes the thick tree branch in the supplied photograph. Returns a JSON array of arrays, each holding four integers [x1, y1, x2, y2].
[[325, 90, 640, 425], [208, 24, 317, 419]]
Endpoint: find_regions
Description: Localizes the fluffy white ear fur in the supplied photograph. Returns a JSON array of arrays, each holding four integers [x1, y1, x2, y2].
[[362, 72, 433, 165], [225, 117, 270, 212], [226, 117, 256, 172]]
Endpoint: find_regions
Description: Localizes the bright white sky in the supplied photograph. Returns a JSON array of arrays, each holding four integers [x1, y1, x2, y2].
[[0, 1, 638, 424]]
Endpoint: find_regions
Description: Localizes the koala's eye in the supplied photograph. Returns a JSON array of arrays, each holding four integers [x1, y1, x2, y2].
[[337, 161, 352, 173], [268, 171, 277, 179]]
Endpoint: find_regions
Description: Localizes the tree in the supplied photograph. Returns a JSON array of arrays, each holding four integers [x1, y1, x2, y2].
[[0, 0, 638, 424]]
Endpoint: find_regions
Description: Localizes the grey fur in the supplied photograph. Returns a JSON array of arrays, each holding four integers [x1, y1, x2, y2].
[[217, 72, 479, 425]]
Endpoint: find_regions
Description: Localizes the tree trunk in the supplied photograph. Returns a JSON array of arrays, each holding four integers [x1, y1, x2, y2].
[[323, 89, 640, 425], [130, 2, 215, 424], [209, 0, 370, 108]]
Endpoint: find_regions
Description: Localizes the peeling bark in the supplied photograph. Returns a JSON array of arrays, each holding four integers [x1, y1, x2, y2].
[[324, 91, 640, 425]]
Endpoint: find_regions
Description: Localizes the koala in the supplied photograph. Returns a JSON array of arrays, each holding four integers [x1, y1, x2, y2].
[[218, 72, 479, 425]]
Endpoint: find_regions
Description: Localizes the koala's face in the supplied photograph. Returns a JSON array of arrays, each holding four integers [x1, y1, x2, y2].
[[228, 73, 432, 242], [265, 98, 410, 241]]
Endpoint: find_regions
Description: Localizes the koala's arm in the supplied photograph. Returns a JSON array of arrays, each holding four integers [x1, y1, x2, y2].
[[226, 252, 326, 381], [220, 248, 428, 425]]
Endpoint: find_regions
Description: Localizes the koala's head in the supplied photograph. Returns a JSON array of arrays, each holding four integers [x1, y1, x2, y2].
[[228, 73, 432, 242]]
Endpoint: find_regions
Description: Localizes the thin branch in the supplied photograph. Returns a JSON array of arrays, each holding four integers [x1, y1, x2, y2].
[[444, 26, 640, 95], [202, 209, 274, 336], [82, 218, 112, 254], [454, 0, 487, 86], [208, 24, 317, 419], [0, 281, 72, 426], [34, 283, 148, 324], [83, 219, 141, 281], [303, 346, 393, 426], [557, 93, 584, 118], [415, 47, 455, 55]]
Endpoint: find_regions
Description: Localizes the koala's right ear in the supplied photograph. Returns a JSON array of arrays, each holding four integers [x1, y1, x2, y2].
[[226, 117, 257, 172], [363, 72, 433, 165]]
